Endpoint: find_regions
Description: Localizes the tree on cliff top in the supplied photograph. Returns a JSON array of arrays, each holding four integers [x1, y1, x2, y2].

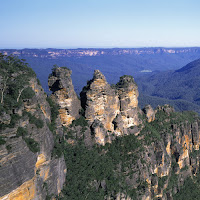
[[0, 54, 35, 110]]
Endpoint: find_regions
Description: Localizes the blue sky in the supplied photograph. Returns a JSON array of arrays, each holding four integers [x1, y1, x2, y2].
[[1, 0, 200, 48]]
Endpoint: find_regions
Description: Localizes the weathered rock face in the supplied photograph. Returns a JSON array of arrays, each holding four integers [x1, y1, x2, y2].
[[80, 70, 120, 144], [115, 75, 141, 134], [79, 104, 199, 200], [137, 107, 200, 199], [48, 67, 81, 126], [143, 105, 155, 123], [80, 71, 141, 144], [81, 70, 120, 129], [0, 77, 66, 200]]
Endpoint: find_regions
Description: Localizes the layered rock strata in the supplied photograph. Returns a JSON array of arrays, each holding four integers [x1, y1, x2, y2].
[[81, 70, 120, 129], [0, 77, 66, 200], [80, 70, 120, 144]]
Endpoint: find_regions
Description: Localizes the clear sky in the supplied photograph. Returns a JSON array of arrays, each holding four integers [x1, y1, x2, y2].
[[1, 0, 200, 48]]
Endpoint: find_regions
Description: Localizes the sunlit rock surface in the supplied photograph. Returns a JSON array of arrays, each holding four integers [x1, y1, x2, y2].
[[48, 67, 81, 126], [143, 105, 155, 123], [0, 77, 66, 200]]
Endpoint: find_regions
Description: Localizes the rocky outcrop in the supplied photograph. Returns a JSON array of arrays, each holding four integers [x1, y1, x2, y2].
[[138, 107, 200, 199], [80, 71, 142, 144], [115, 75, 141, 134], [91, 119, 113, 145], [143, 105, 155, 122], [80, 70, 120, 144], [48, 67, 81, 127], [81, 70, 120, 129], [79, 104, 199, 200], [0, 70, 66, 200]]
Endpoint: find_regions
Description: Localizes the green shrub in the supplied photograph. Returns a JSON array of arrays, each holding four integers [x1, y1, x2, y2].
[[60, 132, 143, 199], [17, 127, 28, 137], [6, 144, 12, 152], [46, 96, 59, 132], [37, 78, 41, 86], [0, 136, 6, 145], [52, 136, 64, 158], [180, 165, 189, 171], [71, 116, 88, 127], [21, 87, 35, 100], [24, 137, 40, 152], [0, 113, 22, 131], [0, 105, 5, 115], [0, 55, 36, 113], [36, 169, 40, 175], [61, 66, 70, 70], [141, 122, 161, 144], [167, 171, 178, 191], [173, 177, 200, 200], [27, 113, 44, 128], [158, 176, 168, 188], [52, 141, 63, 158], [138, 112, 145, 120], [9, 114, 21, 128], [127, 189, 137, 199]]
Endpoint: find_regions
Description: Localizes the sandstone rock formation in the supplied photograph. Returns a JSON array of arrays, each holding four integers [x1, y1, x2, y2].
[[80, 70, 120, 144], [80, 71, 141, 144], [115, 75, 141, 134], [137, 107, 200, 199], [81, 70, 120, 129], [47, 67, 200, 199], [48, 67, 81, 127], [47, 69, 200, 199]]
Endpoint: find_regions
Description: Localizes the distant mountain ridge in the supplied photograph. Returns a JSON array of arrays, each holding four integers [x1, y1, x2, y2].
[[1, 47, 200, 58], [176, 58, 200, 73], [136, 58, 200, 113]]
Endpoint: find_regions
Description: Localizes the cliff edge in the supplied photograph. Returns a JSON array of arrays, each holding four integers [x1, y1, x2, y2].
[[0, 56, 66, 200]]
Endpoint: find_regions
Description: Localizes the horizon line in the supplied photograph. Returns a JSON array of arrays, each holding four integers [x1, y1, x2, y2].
[[1, 46, 200, 50]]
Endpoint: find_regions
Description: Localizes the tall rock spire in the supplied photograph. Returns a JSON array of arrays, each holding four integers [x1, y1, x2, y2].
[[48, 67, 81, 126], [81, 70, 120, 128], [116, 75, 140, 128]]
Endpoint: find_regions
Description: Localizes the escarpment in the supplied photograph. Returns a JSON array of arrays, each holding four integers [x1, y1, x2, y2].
[[60, 102, 200, 200], [0, 56, 66, 200]]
